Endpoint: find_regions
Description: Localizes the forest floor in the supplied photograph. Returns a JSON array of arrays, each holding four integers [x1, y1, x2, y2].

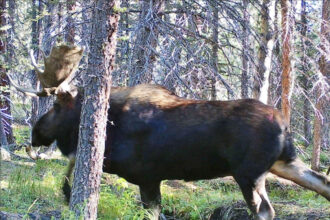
[[0, 146, 329, 220]]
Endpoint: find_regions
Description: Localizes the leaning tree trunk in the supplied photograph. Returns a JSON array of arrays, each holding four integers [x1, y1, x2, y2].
[[69, 0, 119, 219], [280, 0, 294, 124], [312, 0, 329, 171]]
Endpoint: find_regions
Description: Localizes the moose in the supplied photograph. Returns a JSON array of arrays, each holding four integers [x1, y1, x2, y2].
[[11, 45, 330, 220]]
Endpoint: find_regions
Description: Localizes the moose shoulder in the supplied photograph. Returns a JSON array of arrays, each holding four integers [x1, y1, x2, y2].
[[31, 84, 330, 220]]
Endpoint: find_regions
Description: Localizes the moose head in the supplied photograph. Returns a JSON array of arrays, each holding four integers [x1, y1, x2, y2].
[[9, 44, 84, 159]]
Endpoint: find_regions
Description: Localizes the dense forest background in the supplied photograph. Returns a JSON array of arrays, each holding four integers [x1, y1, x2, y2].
[[0, 0, 329, 219]]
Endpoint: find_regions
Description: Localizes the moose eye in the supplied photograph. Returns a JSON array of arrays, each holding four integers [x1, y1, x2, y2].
[[54, 103, 61, 113]]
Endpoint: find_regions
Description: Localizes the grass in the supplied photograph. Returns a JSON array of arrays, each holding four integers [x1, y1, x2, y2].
[[0, 158, 66, 215], [1, 153, 329, 219], [12, 125, 30, 145], [1, 126, 329, 219]]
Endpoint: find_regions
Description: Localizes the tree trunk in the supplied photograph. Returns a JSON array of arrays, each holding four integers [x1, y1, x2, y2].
[[253, 0, 276, 104], [273, 0, 282, 108], [0, 0, 13, 144], [69, 0, 119, 219], [37, 1, 58, 121], [0, 112, 8, 146], [300, 0, 311, 147], [210, 2, 218, 101], [312, 0, 329, 171], [129, 0, 164, 86], [7, 0, 15, 70], [66, 0, 75, 43], [241, 0, 250, 99], [280, 0, 294, 124], [30, 0, 41, 126]]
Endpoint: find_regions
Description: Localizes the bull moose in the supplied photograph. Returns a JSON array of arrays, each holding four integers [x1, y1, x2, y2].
[[11, 45, 330, 220]]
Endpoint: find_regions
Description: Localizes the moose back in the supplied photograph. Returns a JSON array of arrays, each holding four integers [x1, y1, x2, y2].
[[32, 84, 330, 220]]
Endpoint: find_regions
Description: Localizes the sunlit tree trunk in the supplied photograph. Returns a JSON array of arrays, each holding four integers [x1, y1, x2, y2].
[[280, 0, 294, 124], [253, 0, 276, 104], [69, 0, 119, 218], [272, 0, 282, 108], [312, 0, 329, 171]]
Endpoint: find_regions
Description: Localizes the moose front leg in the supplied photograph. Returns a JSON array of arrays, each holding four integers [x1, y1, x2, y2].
[[139, 182, 166, 220], [63, 157, 75, 203]]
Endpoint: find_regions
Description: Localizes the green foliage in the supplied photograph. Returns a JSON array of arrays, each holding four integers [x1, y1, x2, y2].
[[0, 159, 67, 214], [98, 185, 147, 220], [161, 180, 242, 219], [13, 125, 30, 145], [319, 151, 329, 165]]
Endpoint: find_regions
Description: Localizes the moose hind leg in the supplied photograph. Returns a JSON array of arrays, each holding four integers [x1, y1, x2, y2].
[[235, 174, 275, 220], [139, 182, 164, 220]]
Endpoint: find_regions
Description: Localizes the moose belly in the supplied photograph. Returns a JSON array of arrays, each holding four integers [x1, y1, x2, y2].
[[104, 127, 232, 185]]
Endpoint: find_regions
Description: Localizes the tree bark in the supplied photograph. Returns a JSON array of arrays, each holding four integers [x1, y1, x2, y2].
[[66, 0, 75, 43], [253, 0, 276, 104], [37, 1, 57, 121], [0, 0, 13, 144], [0, 112, 8, 146], [69, 0, 119, 219], [129, 0, 164, 86], [241, 0, 250, 99], [300, 0, 311, 147], [210, 1, 218, 100], [30, 0, 42, 126], [312, 0, 329, 171], [280, 0, 294, 124]]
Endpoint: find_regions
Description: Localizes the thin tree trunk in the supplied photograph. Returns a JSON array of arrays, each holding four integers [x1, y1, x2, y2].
[[69, 0, 119, 218], [312, 0, 329, 171], [253, 0, 276, 104], [38, 1, 57, 120], [0, 112, 8, 146], [210, 2, 218, 100], [30, 0, 40, 126], [280, 0, 294, 124], [7, 0, 15, 69], [66, 0, 75, 43], [0, 0, 13, 144], [241, 0, 250, 98], [129, 0, 164, 86], [300, 0, 311, 147]]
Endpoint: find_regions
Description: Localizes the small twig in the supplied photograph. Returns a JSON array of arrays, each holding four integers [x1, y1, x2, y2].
[[27, 198, 38, 213]]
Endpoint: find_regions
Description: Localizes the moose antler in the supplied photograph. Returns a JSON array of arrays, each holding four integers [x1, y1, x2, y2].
[[9, 44, 84, 97]]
